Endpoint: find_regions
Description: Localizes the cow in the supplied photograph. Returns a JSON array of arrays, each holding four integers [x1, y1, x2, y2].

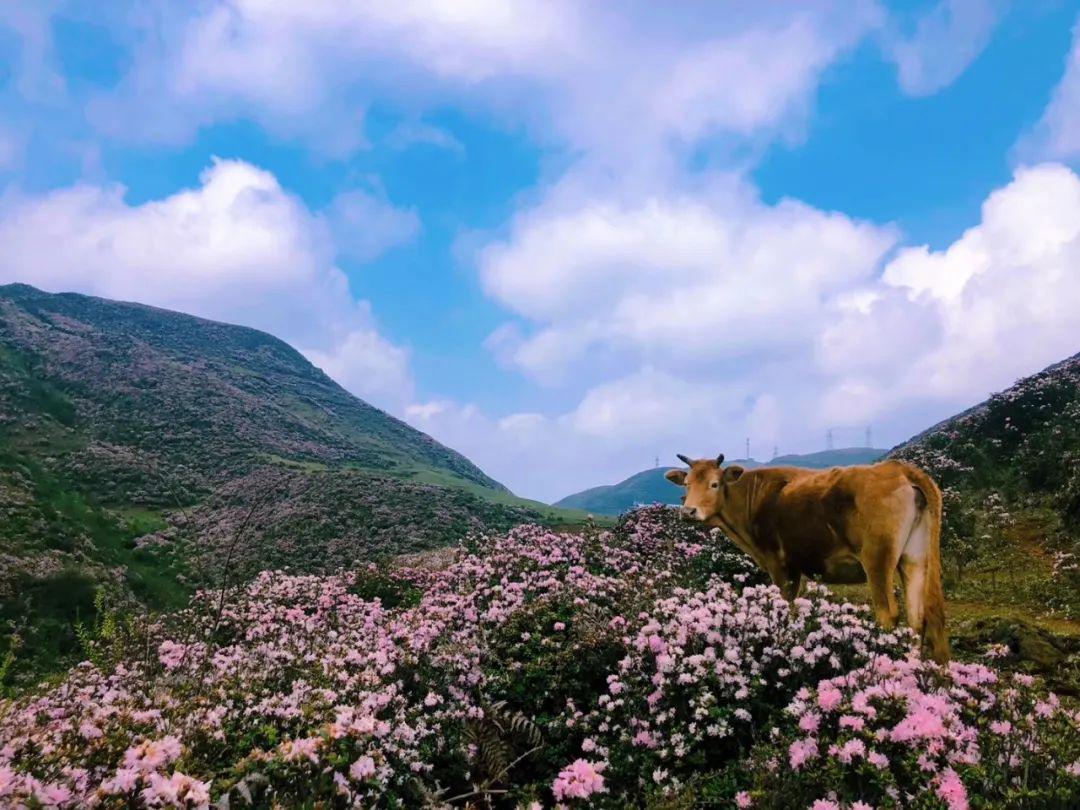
[[665, 453, 949, 662]]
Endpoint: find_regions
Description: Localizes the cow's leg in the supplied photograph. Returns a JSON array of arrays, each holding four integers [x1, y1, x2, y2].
[[782, 571, 803, 601], [861, 543, 899, 630], [898, 554, 926, 634]]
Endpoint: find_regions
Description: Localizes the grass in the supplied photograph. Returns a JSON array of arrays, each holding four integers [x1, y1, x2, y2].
[[404, 466, 607, 526], [0, 447, 191, 691]]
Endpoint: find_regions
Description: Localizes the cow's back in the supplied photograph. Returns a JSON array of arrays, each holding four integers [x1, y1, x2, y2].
[[751, 461, 915, 575]]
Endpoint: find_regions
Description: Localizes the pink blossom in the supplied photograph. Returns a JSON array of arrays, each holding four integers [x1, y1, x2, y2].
[[349, 756, 377, 781], [936, 767, 969, 810], [552, 759, 606, 801], [788, 738, 819, 770]]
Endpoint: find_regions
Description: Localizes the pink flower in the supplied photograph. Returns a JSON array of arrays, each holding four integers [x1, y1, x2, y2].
[[838, 714, 865, 732], [735, 790, 753, 808], [552, 759, 606, 801], [810, 800, 840, 810], [554, 622, 566, 631], [836, 738, 865, 764], [349, 756, 377, 781], [868, 750, 889, 770], [157, 640, 186, 669], [788, 738, 819, 770], [817, 684, 843, 712], [38, 782, 73, 806], [936, 767, 969, 810], [105, 767, 140, 794]]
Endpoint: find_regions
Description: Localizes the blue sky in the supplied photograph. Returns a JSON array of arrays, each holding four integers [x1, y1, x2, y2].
[[1, 1, 1080, 500]]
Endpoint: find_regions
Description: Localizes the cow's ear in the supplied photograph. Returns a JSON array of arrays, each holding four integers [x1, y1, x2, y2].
[[665, 469, 687, 486], [722, 465, 745, 483]]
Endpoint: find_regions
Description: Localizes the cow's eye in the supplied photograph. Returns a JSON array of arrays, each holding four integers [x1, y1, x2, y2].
[[710, 481, 719, 489]]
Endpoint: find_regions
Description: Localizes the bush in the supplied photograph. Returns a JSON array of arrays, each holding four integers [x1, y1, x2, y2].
[[0, 507, 1075, 808], [738, 655, 1080, 809]]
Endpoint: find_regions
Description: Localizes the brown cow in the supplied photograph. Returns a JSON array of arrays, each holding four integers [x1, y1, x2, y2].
[[666, 453, 949, 662]]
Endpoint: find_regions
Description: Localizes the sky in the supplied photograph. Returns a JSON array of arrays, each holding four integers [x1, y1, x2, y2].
[[1, 1, 1080, 502]]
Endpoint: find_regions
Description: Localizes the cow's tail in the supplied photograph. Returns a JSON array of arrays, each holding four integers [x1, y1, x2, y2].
[[902, 463, 950, 663]]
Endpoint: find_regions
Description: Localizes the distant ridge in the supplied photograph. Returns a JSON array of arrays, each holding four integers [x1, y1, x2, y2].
[[553, 447, 886, 515]]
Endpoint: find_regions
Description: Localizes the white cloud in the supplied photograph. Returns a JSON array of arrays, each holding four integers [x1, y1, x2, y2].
[[0, 158, 414, 410], [304, 328, 413, 408], [385, 121, 465, 153], [818, 162, 1080, 420], [326, 189, 420, 262], [885, 0, 1006, 96], [424, 163, 1080, 501], [79, 1, 883, 162], [406, 367, 760, 501], [478, 172, 898, 382], [1017, 17, 1080, 162]]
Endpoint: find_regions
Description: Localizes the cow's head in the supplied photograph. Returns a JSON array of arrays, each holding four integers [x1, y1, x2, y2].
[[665, 453, 745, 521]]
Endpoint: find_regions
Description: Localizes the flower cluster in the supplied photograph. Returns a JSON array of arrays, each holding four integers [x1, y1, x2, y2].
[[0, 506, 1076, 808], [739, 655, 1080, 809]]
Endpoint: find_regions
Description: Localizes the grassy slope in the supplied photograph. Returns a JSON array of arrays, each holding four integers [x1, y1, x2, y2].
[[0, 284, 585, 689]]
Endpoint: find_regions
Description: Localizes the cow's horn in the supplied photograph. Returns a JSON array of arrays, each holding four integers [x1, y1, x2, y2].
[[676, 454, 692, 466], [716, 453, 725, 466]]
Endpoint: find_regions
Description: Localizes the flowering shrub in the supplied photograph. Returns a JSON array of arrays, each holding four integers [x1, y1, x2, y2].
[[738, 655, 1080, 809], [0, 506, 1076, 807], [580, 581, 912, 802]]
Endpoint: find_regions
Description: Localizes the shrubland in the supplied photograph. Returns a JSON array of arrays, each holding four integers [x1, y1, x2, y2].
[[1, 507, 1076, 808]]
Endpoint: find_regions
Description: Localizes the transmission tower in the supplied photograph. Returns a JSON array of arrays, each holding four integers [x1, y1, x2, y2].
[[826, 429, 834, 451], [745, 437, 750, 460], [865, 425, 872, 448], [772, 445, 778, 459]]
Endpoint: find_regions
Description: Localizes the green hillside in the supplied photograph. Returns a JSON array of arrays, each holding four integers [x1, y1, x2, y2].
[[0, 284, 580, 687], [554, 447, 885, 515], [889, 351, 1080, 618]]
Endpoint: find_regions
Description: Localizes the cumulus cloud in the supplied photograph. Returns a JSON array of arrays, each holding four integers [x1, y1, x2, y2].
[[326, 189, 420, 263], [427, 164, 1080, 501], [406, 367, 762, 501], [478, 172, 898, 382], [0, 158, 414, 410], [80, 1, 882, 161], [1016, 17, 1080, 162], [819, 162, 1080, 418], [884, 0, 1006, 96]]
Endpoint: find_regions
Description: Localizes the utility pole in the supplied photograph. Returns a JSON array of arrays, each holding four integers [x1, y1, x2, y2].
[[746, 437, 751, 460], [772, 445, 778, 459], [826, 429, 834, 451], [865, 425, 872, 448], [654, 455, 659, 468]]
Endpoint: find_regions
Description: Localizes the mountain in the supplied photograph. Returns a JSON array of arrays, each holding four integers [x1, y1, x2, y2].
[[554, 447, 886, 515], [0, 284, 578, 684]]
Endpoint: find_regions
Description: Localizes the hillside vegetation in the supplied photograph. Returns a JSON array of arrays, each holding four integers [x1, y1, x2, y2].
[[0, 284, 580, 687], [890, 351, 1080, 619], [555, 447, 885, 515]]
